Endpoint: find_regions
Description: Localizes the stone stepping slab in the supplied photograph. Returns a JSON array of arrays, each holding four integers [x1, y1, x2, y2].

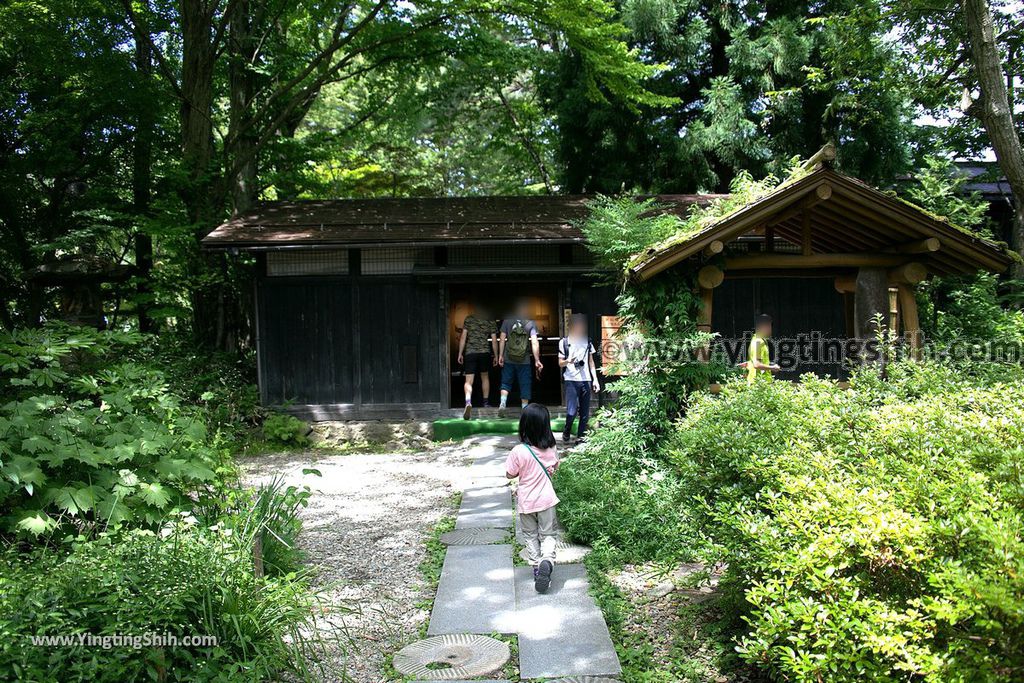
[[518, 540, 591, 564], [440, 527, 510, 546], [427, 545, 516, 635], [456, 485, 513, 529], [513, 564, 621, 679]]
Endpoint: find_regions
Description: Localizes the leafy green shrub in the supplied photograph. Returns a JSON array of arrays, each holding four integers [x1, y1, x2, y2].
[[261, 413, 310, 447], [154, 334, 261, 445], [557, 388, 700, 561], [668, 361, 1024, 682], [196, 476, 316, 576], [0, 325, 224, 537], [0, 526, 334, 682]]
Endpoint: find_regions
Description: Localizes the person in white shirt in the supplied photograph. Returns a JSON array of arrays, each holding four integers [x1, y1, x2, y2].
[[558, 314, 600, 443]]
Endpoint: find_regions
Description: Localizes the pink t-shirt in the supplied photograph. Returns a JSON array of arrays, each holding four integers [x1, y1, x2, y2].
[[506, 443, 559, 514]]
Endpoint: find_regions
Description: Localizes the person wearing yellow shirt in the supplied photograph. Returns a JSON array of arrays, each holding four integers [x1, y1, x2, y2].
[[746, 314, 781, 383]]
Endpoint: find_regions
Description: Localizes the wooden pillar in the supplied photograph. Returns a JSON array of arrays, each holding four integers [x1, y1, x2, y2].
[[854, 267, 890, 366], [697, 286, 713, 362], [897, 284, 922, 359]]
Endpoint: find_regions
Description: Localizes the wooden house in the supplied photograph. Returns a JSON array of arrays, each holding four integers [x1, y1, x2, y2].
[[203, 162, 1014, 418]]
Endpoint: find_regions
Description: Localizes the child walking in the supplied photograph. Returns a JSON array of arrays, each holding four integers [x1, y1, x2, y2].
[[506, 403, 560, 593]]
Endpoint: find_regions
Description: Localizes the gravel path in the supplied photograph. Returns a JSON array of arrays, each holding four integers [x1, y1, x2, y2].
[[242, 438, 493, 682]]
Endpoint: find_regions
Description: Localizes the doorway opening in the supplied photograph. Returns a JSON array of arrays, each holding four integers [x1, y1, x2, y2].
[[448, 283, 563, 409]]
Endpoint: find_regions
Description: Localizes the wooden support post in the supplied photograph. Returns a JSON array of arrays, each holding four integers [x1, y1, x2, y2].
[[697, 265, 725, 289], [897, 284, 922, 359], [801, 211, 813, 256], [764, 224, 775, 252], [854, 267, 890, 363], [697, 286, 713, 362]]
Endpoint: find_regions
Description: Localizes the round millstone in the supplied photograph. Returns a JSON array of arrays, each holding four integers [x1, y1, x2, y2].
[[518, 539, 591, 564], [392, 634, 510, 679], [439, 527, 509, 546]]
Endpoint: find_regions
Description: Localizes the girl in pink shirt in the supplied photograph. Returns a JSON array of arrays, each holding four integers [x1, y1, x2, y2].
[[506, 403, 560, 593]]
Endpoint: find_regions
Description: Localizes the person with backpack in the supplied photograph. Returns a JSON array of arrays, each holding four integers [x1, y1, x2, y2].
[[506, 403, 560, 593], [497, 298, 543, 417], [457, 300, 498, 420], [558, 314, 600, 443]]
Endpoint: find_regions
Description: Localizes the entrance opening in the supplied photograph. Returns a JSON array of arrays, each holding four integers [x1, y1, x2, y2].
[[448, 283, 562, 409], [712, 276, 850, 380]]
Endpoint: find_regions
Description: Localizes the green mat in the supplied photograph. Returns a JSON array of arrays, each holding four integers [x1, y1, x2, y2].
[[433, 417, 566, 441]]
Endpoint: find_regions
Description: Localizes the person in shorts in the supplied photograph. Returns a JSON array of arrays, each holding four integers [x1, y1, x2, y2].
[[497, 297, 543, 417], [458, 304, 498, 419]]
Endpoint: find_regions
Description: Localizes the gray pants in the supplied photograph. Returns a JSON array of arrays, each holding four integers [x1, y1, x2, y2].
[[519, 506, 558, 566]]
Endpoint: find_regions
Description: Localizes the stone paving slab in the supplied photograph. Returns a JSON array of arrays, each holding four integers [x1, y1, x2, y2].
[[456, 485, 513, 529], [513, 564, 621, 678], [413, 681, 511, 683], [427, 545, 516, 635]]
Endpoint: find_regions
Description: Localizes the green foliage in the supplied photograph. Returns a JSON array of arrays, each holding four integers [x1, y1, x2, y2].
[[902, 157, 1024, 344], [668, 362, 1024, 682], [557, 407, 698, 560], [155, 335, 261, 445], [196, 476, 316, 577], [542, 0, 915, 193], [0, 326, 224, 537], [0, 526, 336, 682], [261, 413, 310, 448], [581, 195, 686, 275]]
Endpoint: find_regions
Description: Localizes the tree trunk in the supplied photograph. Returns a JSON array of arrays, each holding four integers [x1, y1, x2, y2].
[[962, 0, 1024, 280], [133, 31, 156, 333], [228, 0, 258, 214], [180, 0, 218, 226]]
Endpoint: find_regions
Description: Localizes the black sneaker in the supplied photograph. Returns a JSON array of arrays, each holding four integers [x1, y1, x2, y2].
[[535, 560, 553, 593], [562, 431, 572, 444]]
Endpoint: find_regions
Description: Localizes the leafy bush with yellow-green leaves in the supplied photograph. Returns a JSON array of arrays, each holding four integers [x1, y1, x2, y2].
[[669, 361, 1024, 682], [0, 325, 226, 537]]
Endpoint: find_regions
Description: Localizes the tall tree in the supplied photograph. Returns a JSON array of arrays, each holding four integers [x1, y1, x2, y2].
[[541, 0, 915, 193], [962, 0, 1024, 279], [890, 0, 1023, 278]]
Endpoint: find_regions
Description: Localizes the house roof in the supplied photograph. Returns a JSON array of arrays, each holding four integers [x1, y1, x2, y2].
[[203, 194, 716, 248], [630, 166, 1017, 280]]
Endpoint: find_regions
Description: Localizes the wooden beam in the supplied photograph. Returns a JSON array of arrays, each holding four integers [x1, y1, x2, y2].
[[834, 262, 929, 292], [726, 253, 908, 270], [697, 265, 725, 289], [884, 238, 941, 254], [703, 240, 725, 258], [766, 183, 833, 230], [888, 262, 928, 285], [897, 284, 922, 359], [800, 142, 837, 172], [764, 224, 775, 252]]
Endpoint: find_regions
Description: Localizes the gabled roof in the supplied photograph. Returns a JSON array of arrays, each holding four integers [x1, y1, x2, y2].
[[630, 166, 1016, 280], [203, 194, 716, 248]]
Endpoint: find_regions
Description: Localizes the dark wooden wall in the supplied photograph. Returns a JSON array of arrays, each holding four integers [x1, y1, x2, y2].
[[712, 277, 849, 379], [258, 277, 442, 409]]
